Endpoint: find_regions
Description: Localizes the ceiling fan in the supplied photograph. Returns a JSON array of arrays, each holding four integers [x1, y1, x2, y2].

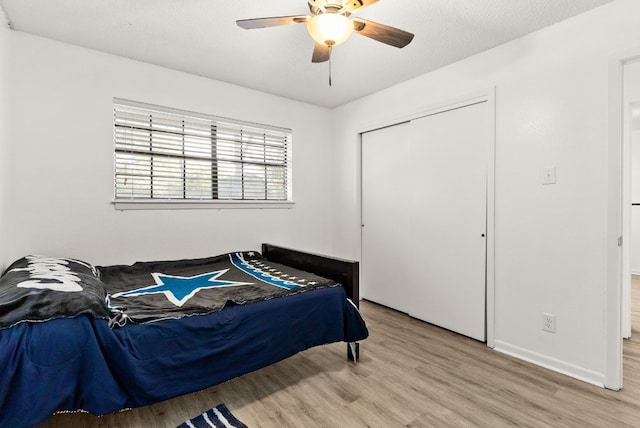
[[236, 0, 415, 63]]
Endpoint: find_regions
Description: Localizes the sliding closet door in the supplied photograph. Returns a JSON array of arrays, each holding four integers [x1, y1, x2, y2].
[[361, 122, 411, 312], [408, 101, 489, 341]]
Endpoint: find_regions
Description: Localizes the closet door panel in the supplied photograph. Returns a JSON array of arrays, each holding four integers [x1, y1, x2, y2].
[[361, 122, 411, 312], [407, 102, 489, 341]]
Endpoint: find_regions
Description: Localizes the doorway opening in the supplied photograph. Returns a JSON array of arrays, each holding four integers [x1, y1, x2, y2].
[[608, 50, 640, 390], [622, 61, 640, 387]]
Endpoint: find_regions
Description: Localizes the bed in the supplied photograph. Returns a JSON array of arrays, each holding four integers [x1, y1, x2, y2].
[[0, 243, 368, 427]]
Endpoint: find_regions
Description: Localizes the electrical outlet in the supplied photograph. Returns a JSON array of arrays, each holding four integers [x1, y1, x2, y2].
[[542, 313, 556, 333]]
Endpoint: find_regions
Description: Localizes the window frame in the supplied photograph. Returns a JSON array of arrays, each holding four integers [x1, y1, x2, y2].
[[112, 98, 293, 210]]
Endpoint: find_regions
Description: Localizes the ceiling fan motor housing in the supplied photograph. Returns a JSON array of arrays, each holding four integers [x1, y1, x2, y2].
[[308, 0, 364, 15]]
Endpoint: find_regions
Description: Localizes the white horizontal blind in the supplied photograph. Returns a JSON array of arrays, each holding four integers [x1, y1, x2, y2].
[[114, 99, 290, 201]]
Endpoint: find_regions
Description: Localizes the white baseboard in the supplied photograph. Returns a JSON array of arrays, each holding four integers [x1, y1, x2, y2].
[[493, 340, 605, 388]]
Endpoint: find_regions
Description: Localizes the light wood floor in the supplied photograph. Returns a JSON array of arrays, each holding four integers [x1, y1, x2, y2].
[[36, 281, 640, 428]]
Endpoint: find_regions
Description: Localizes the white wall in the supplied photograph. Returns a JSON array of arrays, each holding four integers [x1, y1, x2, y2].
[[331, 0, 640, 386], [1, 26, 334, 266]]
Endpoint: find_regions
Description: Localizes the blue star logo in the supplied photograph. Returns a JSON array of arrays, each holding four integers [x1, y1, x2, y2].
[[110, 269, 251, 307]]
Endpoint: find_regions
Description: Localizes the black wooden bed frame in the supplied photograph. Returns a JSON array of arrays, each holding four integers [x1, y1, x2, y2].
[[262, 243, 361, 360]]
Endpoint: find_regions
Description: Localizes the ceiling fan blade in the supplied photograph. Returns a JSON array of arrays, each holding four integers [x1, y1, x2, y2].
[[312, 43, 331, 63], [342, 0, 379, 13], [353, 18, 414, 48], [236, 15, 309, 30]]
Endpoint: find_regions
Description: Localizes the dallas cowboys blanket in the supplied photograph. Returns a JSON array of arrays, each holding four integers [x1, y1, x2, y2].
[[100, 251, 337, 326], [0, 251, 338, 330]]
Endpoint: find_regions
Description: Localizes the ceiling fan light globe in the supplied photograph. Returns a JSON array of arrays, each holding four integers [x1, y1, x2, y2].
[[307, 13, 354, 47]]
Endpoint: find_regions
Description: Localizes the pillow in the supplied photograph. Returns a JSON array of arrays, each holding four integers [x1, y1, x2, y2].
[[0, 255, 111, 329]]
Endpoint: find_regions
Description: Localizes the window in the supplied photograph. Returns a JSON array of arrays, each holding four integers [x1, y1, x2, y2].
[[113, 99, 292, 209]]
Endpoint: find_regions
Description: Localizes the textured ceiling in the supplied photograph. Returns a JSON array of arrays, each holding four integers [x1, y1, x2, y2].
[[0, 0, 617, 108]]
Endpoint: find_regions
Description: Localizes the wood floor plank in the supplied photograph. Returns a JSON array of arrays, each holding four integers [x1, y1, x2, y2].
[[34, 280, 640, 427]]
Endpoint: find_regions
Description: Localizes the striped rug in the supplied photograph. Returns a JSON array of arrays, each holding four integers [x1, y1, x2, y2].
[[177, 404, 248, 428]]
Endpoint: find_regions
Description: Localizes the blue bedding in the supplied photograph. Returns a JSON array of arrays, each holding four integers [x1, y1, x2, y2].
[[0, 254, 368, 427]]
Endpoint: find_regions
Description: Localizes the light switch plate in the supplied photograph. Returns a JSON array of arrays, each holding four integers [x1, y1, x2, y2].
[[542, 167, 556, 185]]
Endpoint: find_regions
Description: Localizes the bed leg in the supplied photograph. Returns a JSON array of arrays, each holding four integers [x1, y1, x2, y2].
[[347, 342, 359, 362]]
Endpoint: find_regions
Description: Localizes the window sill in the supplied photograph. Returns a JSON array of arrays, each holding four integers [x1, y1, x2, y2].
[[112, 199, 295, 211]]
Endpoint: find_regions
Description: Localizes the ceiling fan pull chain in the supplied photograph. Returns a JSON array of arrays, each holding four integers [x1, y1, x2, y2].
[[329, 46, 332, 86]]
